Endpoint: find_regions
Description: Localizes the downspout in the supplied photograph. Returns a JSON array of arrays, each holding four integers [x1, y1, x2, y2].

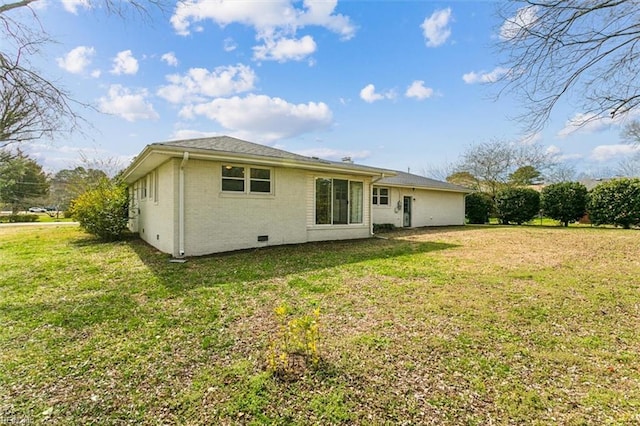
[[178, 152, 189, 257], [370, 173, 385, 236]]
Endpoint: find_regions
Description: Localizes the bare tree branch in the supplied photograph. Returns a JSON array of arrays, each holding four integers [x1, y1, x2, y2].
[[497, 0, 640, 132], [0, 0, 168, 148]]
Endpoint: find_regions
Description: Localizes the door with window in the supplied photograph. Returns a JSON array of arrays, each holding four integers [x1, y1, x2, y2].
[[403, 196, 412, 227]]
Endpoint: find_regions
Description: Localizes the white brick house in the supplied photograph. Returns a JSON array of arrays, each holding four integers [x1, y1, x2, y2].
[[372, 171, 470, 228], [122, 136, 470, 257]]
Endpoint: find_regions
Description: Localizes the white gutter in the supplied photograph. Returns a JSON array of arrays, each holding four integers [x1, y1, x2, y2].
[[178, 152, 189, 257]]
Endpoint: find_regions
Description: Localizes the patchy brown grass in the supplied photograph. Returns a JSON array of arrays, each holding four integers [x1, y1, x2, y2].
[[1, 225, 639, 424]]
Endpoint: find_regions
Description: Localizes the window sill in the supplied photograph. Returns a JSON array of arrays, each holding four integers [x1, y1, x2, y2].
[[219, 191, 275, 199], [308, 223, 367, 229]]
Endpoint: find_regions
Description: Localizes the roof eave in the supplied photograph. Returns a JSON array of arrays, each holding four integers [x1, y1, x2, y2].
[[121, 144, 397, 183], [375, 182, 473, 194]]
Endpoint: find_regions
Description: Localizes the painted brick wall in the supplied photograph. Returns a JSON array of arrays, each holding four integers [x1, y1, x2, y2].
[[373, 186, 466, 228], [183, 159, 308, 256], [136, 160, 176, 255]]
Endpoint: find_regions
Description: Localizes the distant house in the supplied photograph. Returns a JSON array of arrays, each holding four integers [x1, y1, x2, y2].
[[122, 136, 469, 257], [372, 171, 471, 228]]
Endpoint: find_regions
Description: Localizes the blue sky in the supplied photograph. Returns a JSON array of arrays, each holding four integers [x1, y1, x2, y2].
[[15, 0, 640, 176]]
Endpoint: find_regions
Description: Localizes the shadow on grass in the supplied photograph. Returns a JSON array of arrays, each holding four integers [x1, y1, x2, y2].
[[127, 235, 459, 296]]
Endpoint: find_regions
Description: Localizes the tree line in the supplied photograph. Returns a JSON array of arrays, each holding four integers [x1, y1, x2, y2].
[[465, 179, 640, 229], [0, 149, 129, 240], [433, 139, 639, 229]]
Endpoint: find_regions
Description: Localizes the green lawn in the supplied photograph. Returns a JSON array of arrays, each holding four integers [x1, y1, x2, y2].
[[1, 225, 639, 424]]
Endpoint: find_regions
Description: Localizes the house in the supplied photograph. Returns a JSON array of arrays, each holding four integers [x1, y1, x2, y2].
[[122, 136, 469, 257], [372, 171, 471, 228]]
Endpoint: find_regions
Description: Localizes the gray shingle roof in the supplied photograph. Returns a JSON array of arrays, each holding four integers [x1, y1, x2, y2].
[[377, 170, 472, 193], [156, 136, 312, 162], [145, 135, 396, 176]]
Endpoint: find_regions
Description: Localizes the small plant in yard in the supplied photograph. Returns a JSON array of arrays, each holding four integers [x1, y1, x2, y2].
[[266, 304, 321, 379]]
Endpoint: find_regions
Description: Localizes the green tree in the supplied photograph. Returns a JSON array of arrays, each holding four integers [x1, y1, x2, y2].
[[495, 187, 540, 225], [465, 192, 493, 224], [508, 165, 541, 186], [49, 167, 108, 211], [541, 182, 588, 227], [0, 150, 49, 212], [588, 178, 640, 229], [70, 178, 129, 240], [446, 171, 479, 190]]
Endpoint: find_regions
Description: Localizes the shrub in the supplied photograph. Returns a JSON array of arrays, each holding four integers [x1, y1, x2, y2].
[[541, 182, 588, 227], [588, 178, 640, 229], [69, 178, 129, 241], [266, 304, 321, 379], [0, 214, 38, 223], [465, 192, 493, 224], [496, 187, 540, 225]]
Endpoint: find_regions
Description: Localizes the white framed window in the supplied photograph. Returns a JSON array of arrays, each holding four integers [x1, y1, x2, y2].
[[373, 187, 389, 205], [250, 168, 271, 193], [222, 165, 245, 192], [315, 178, 364, 225], [140, 176, 148, 199], [222, 165, 272, 194], [153, 171, 159, 203]]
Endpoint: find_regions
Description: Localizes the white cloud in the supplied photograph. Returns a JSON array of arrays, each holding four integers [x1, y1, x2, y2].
[[178, 94, 332, 141], [360, 84, 395, 103], [520, 132, 542, 145], [405, 80, 434, 100], [157, 64, 256, 104], [590, 144, 640, 162], [56, 46, 95, 74], [61, 0, 90, 14], [90, 69, 101, 78], [22, 142, 133, 174], [224, 37, 238, 52], [111, 50, 139, 75], [500, 5, 538, 41], [546, 144, 583, 162], [462, 67, 510, 84], [295, 147, 371, 162], [171, 0, 355, 40], [98, 85, 159, 122], [421, 8, 452, 47], [161, 52, 179, 67], [557, 112, 617, 138], [253, 35, 317, 62]]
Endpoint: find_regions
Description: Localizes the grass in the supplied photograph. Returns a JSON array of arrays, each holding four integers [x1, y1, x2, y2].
[[1, 225, 639, 424]]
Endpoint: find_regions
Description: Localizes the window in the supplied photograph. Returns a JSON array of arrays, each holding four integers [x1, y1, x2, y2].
[[140, 176, 148, 199], [250, 168, 271, 193], [222, 165, 272, 194], [153, 171, 159, 203], [350, 181, 363, 223], [222, 165, 245, 192], [315, 178, 332, 225], [148, 172, 154, 201], [373, 187, 389, 205], [315, 178, 364, 225]]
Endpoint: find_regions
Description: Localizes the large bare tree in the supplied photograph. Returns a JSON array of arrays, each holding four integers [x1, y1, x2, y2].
[[498, 1, 640, 132], [0, 0, 166, 148]]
